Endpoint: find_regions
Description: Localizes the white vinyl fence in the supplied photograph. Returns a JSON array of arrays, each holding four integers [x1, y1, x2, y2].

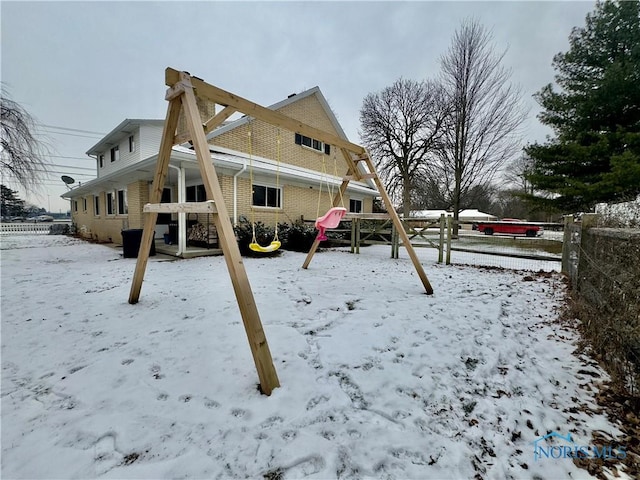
[[0, 222, 64, 235]]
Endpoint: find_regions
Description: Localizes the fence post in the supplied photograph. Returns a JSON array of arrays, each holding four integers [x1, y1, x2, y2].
[[446, 215, 452, 265], [350, 219, 356, 254], [390, 222, 399, 259], [438, 214, 445, 263], [561, 215, 574, 275], [355, 217, 360, 254]]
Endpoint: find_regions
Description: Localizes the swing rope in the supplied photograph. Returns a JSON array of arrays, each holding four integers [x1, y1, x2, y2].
[[314, 146, 347, 241], [248, 123, 281, 253]]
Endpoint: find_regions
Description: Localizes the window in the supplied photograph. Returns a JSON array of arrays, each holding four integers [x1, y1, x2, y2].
[[83, 197, 88, 212], [73, 200, 78, 212], [128, 135, 135, 153], [94, 195, 100, 216], [106, 192, 115, 215], [350, 199, 362, 213], [295, 133, 330, 155], [186, 184, 207, 202], [110, 145, 119, 162], [252, 184, 281, 208], [117, 189, 128, 215], [98, 154, 104, 168]]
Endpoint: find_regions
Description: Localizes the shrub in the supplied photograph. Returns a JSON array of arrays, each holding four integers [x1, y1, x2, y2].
[[278, 221, 318, 252], [233, 219, 280, 257]]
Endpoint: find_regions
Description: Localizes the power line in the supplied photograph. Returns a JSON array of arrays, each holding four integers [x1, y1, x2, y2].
[[46, 163, 95, 171], [41, 124, 106, 136], [48, 154, 93, 162], [41, 130, 103, 139]]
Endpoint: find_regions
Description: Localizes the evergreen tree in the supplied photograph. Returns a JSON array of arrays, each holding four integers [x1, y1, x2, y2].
[[0, 184, 25, 218], [526, 1, 640, 212]]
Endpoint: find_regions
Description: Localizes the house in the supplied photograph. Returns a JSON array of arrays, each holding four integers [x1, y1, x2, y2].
[[62, 86, 379, 256]]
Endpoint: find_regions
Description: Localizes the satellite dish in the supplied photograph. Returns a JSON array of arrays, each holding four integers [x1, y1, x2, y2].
[[61, 175, 75, 185]]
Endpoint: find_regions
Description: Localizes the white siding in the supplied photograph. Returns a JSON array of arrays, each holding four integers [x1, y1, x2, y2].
[[95, 124, 163, 179], [97, 139, 127, 178], [139, 124, 163, 160]]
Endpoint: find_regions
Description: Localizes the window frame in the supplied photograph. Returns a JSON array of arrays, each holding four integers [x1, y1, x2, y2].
[[349, 198, 363, 213], [295, 133, 330, 155], [106, 192, 115, 216], [128, 135, 135, 153], [94, 195, 100, 216], [117, 189, 128, 215], [252, 183, 282, 209], [98, 154, 104, 168], [186, 184, 207, 202], [110, 145, 120, 162]]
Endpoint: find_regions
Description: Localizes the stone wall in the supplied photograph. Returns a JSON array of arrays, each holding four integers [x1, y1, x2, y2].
[[565, 217, 640, 397]]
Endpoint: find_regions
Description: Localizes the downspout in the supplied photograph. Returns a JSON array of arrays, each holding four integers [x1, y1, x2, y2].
[[168, 164, 186, 256], [233, 160, 247, 226]]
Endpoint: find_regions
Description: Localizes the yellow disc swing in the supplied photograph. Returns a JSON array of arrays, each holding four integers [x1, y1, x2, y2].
[[248, 125, 281, 253]]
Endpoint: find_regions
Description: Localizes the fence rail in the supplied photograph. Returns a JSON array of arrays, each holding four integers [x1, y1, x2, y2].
[[317, 215, 563, 270]]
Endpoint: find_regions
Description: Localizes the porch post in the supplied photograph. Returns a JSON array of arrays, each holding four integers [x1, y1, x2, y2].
[[177, 164, 187, 254]]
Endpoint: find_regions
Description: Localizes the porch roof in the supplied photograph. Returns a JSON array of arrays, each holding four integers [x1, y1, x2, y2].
[[61, 145, 379, 199]]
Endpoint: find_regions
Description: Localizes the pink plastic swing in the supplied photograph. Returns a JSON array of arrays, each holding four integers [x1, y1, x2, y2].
[[315, 207, 347, 241]]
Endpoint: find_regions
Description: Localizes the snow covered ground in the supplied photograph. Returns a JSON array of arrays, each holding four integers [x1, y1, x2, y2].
[[0, 235, 627, 479]]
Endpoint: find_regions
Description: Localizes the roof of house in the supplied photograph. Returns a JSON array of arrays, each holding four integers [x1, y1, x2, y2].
[[61, 144, 378, 199], [85, 119, 165, 156]]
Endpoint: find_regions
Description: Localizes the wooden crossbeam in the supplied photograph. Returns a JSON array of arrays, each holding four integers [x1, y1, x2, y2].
[[173, 105, 237, 145], [166, 67, 365, 156], [143, 201, 217, 214]]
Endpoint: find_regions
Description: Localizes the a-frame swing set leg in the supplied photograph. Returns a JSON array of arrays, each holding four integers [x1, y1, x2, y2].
[[302, 148, 434, 295], [128, 72, 280, 395]]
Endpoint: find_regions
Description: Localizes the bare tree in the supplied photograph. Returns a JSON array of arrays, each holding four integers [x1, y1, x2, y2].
[[502, 152, 535, 195], [360, 78, 449, 216], [433, 19, 527, 230], [1, 88, 49, 192]]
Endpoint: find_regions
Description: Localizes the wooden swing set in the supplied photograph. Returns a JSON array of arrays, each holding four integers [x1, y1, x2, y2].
[[128, 68, 434, 396]]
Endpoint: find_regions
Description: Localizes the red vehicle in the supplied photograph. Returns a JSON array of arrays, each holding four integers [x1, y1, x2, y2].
[[476, 219, 543, 237]]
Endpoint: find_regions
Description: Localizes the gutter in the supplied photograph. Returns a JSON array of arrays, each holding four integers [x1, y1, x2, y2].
[[233, 160, 247, 226]]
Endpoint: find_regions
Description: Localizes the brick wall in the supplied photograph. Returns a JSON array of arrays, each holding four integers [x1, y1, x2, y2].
[[212, 93, 351, 175]]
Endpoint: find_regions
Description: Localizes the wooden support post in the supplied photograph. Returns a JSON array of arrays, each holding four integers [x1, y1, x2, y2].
[[129, 97, 183, 304], [361, 153, 434, 294], [179, 73, 279, 395]]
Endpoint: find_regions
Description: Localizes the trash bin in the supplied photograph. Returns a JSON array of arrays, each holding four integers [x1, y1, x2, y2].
[[121, 229, 156, 258]]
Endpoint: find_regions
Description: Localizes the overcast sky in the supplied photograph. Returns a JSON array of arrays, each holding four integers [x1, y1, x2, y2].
[[2, 0, 596, 213]]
